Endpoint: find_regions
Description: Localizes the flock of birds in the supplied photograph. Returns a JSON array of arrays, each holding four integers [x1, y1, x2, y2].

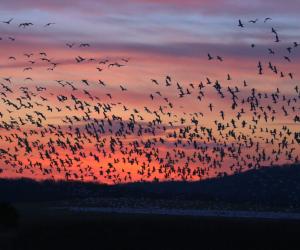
[[0, 18, 299, 184]]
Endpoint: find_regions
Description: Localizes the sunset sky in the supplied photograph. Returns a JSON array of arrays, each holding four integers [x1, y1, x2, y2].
[[0, 0, 299, 183]]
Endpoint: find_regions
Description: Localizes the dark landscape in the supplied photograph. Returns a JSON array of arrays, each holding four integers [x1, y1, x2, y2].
[[1, 164, 300, 249]]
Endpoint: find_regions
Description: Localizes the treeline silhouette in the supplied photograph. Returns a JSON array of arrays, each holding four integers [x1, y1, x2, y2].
[[1, 164, 300, 208]]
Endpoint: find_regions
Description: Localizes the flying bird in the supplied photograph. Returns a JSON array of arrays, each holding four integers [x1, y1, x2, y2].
[[249, 19, 258, 23], [238, 19, 244, 28], [44, 22, 55, 27], [2, 18, 13, 24], [264, 17, 272, 23]]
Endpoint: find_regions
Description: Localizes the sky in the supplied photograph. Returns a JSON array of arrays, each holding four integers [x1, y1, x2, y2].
[[0, 0, 299, 183]]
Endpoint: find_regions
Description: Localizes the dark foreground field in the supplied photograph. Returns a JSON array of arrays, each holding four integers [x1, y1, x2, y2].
[[0, 203, 300, 250], [1, 165, 300, 250]]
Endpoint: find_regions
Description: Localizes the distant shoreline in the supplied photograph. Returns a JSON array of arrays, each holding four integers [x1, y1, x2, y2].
[[57, 206, 300, 221]]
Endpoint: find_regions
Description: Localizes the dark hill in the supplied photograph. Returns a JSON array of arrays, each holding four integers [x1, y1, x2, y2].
[[1, 164, 300, 208]]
